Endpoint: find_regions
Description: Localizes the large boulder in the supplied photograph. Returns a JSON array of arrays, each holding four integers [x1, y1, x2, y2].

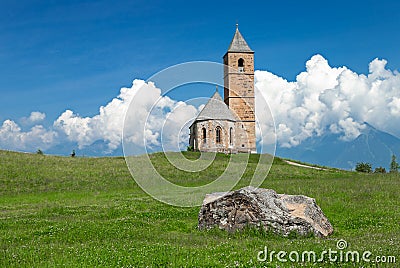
[[198, 186, 333, 237]]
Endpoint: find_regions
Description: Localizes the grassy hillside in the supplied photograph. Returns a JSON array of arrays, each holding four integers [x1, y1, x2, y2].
[[0, 150, 398, 267]]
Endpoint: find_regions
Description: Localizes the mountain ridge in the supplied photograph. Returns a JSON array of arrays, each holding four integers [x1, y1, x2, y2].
[[277, 123, 400, 170]]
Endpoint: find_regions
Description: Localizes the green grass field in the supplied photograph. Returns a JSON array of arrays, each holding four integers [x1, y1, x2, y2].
[[0, 150, 399, 267]]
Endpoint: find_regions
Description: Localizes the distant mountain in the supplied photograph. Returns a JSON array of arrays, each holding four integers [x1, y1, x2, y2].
[[276, 123, 400, 170]]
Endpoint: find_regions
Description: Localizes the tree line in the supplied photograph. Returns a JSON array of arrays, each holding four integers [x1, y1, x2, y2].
[[355, 154, 399, 173]]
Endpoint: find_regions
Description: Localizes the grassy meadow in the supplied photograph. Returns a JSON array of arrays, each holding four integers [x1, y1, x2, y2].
[[0, 150, 399, 267]]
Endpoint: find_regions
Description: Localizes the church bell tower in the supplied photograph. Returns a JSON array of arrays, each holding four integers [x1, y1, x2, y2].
[[223, 25, 256, 153]]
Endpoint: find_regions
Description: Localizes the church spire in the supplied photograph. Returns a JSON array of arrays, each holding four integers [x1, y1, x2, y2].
[[227, 25, 253, 53]]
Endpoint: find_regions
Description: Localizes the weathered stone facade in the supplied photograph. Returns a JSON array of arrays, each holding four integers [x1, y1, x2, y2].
[[189, 91, 238, 153], [189, 26, 256, 153], [223, 27, 256, 153], [189, 118, 237, 153]]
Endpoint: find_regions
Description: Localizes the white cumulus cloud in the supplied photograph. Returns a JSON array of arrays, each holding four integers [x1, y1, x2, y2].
[[255, 55, 400, 148], [28, 111, 46, 123], [20, 111, 46, 125], [0, 119, 58, 151], [55, 79, 198, 153], [1, 55, 399, 154]]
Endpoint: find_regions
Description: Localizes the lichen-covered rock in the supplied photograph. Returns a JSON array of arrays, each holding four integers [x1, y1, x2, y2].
[[198, 186, 333, 237]]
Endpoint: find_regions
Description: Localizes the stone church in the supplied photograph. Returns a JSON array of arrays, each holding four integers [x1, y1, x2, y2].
[[189, 26, 256, 153]]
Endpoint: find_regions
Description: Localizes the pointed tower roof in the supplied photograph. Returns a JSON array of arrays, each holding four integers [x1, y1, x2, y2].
[[227, 25, 253, 53], [194, 91, 237, 122]]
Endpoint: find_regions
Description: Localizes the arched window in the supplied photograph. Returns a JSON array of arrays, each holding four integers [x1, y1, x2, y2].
[[229, 127, 233, 145], [202, 128, 207, 143], [238, 58, 244, 72], [216, 127, 222, 143]]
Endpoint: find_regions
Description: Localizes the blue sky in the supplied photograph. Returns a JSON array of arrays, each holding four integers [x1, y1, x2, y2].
[[1, 0, 400, 155]]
